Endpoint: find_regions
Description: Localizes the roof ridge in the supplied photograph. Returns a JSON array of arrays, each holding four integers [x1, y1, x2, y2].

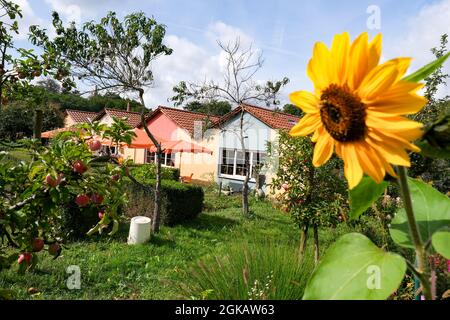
[[241, 103, 300, 118], [103, 107, 142, 115], [65, 109, 98, 114], [158, 105, 221, 118]]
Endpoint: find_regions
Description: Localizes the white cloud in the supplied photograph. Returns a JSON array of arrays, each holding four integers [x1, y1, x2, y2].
[[44, 0, 82, 23], [386, 0, 450, 97], [143, 22, 260, 109], [206, 21, 253, 47], [10, 0, 45, 40]]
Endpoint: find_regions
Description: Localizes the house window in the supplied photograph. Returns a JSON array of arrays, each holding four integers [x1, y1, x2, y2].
[[146, 150, 176, 167], [219, 149, 266, 178], [101, 145, 117, 155]]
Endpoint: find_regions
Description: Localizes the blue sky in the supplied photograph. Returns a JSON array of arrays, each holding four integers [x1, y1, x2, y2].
[[11, 0, 450, 107]]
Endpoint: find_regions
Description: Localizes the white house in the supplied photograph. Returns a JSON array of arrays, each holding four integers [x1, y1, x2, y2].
[[212, 103, 300, 192]]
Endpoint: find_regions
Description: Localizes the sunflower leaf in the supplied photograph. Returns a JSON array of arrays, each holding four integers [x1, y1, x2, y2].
[[390, 178, 450, 249], [402, 52, 450, 83], [432, 229, 450, 259], [303, 233, 406, 300], [349, 176, 388, 220]]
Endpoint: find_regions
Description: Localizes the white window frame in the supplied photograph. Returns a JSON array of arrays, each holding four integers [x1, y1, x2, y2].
[[145, 150, 176, 167], [219, 148, 266, 181]]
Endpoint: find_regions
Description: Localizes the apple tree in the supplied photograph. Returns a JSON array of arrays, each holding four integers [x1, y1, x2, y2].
[[267, 131, 347, 264]]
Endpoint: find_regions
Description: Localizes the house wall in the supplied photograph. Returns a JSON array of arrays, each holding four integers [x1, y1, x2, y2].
[[217, 112, 276, 193], [143, 113, 219, 182], [64, 116, 76, 128], [175, 126, 219, 182]]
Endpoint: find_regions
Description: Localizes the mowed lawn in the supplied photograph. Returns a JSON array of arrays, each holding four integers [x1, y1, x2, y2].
[[0, 191, 347, 300]]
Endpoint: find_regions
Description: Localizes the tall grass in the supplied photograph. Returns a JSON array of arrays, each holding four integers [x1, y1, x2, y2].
[[178, 239, 315, 300]]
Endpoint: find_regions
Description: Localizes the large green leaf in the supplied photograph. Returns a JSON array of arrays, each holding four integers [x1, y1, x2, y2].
[[432, 229, 450, 259], [402, 52, 450, 83], [390, 178, 450, 249], [349, 176, 388, 220], [303, 233, 406, 300]]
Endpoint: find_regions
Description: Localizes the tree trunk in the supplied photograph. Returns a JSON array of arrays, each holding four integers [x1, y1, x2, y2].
[[33, 109, 43, 140], [239, 107, 249, 216], [313, 224, 320, 265], [298, 224, 309, 263], [152, 144, 162, 233], [138, 89, 162, 233]]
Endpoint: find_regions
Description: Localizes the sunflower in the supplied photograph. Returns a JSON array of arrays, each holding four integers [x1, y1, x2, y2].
[[289, 32, 427, 189]]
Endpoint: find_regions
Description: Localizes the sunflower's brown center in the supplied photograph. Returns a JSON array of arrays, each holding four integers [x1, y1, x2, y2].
[[319, 84, 367, 142]]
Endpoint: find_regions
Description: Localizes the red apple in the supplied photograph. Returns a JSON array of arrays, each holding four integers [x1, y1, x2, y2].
[[18, 252, 32, 265], [98, 210, 105, 220], [72, 160, 87, 174], [75, 194, 90, 207], [48, 243, 61, 257], [91, 193, 104, 205], [89, 140, 102, 151], [45, 174, 59, 187], [111, 174, 120, 182], [31, 238, 44, 252]]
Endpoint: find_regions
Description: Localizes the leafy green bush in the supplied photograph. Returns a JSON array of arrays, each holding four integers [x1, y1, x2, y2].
[[124, 179, 203, 225], [178, 240, 315, 300], [129, 164, 180, 182]]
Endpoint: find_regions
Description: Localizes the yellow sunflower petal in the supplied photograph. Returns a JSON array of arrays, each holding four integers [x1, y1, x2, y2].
[[289, 114, 321, 137], [339, 143, 364, 189], [359, 58, 412, 101], [312, 128, 334, 167], [289, 91, 320, 114], [331, 32, 350, 85], [355, 142, 385, 183], [307, 41, 335, 90], [368, 129, 421, 153], [366, 116, 424, 141], [368, 34, 382, 71], [379, 156, 397, 178], [367, 93, 427, 115], [311, 129, 320, 142], [348, 32, 369, 91], [366, 136, 411, 167]]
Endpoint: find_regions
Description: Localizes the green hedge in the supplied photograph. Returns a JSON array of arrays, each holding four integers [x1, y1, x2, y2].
[[124, 179, 204, 226], [129, 164, 180, 182]]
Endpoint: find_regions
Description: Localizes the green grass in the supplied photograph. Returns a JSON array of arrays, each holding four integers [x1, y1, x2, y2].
[[0, 192, 353, 300], [0, 148, 33, 162]]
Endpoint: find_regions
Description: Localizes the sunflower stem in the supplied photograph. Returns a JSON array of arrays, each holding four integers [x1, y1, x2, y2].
[[396, 166, 432, 300]]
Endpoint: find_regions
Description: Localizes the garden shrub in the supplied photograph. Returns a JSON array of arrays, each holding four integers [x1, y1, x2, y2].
[[124, 179, 203, 225], [178, 240, 315, 300], [129, 163, 180, 182]]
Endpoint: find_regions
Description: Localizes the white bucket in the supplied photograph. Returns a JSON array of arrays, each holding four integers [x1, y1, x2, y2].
[[128, 216, 152, 245]]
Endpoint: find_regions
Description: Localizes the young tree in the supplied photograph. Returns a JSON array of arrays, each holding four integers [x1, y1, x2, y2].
[[268, 131, 346, 264], [415, 34, 449, 123], [0, 0, 71, 142], [30, 11, 173, 233], [172, 38, 289, 216]]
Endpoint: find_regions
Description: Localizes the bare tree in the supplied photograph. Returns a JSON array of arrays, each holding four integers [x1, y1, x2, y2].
[[172, 38, 288, 216]]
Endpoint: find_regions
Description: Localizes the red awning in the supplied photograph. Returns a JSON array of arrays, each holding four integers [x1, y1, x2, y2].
[[41, 127, 76, 138], [128, 129, 212, 154], [162, 140, 212, 154]]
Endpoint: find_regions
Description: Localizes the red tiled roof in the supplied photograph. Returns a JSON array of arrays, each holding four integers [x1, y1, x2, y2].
[[216, 103, 300, 130], [94, 108, 142, 127], [65, 109, 98, 124], [143, 106, 221, 136]]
